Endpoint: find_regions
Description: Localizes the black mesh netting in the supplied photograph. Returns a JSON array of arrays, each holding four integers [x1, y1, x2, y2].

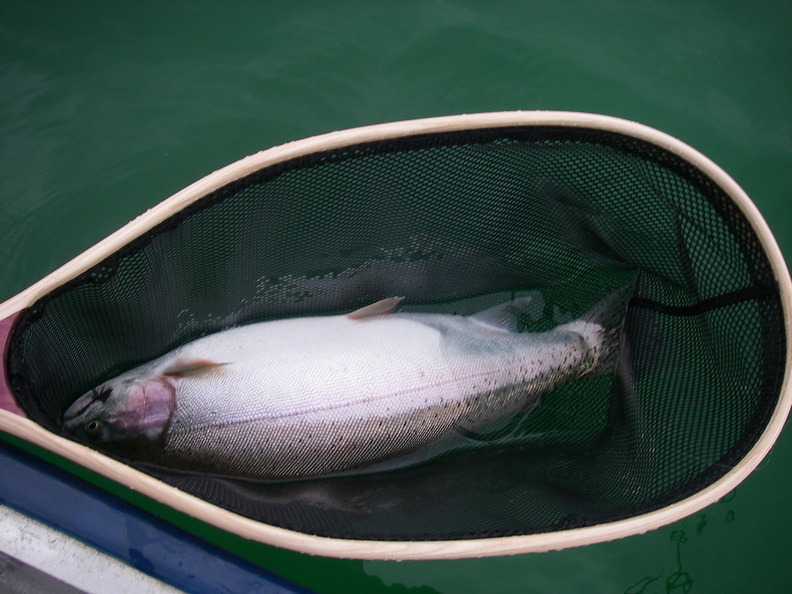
[[6, 126, 785, 541]]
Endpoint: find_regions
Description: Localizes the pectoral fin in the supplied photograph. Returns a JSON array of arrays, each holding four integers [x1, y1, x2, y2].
[[347, 296, 404, 320], [162, 359, 230, 378]]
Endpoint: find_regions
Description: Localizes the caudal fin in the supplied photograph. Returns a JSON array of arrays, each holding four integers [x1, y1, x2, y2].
[[580, 280, 636, 331], [576, 280, 636, 375]]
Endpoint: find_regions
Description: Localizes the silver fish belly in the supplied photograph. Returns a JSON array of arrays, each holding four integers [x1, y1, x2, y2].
[[61, 287, 630, 480]]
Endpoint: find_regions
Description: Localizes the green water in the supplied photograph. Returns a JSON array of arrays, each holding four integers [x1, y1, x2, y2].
[[1, 1, 790, 592]]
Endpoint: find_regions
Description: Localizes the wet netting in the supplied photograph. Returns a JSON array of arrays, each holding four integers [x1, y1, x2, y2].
[[7, 124, 786, 542]]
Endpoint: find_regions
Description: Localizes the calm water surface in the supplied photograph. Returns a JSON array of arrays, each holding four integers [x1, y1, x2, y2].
[[1, 2, 790, 592]]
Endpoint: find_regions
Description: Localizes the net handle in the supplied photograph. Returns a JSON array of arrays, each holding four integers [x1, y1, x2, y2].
[[0, 311, 25, 417]]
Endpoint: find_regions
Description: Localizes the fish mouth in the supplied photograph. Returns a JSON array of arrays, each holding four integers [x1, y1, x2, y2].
[[61, 391, 100, 425]]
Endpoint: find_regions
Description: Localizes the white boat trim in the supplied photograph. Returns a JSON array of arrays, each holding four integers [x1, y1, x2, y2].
[[0, 503, 182, 593]]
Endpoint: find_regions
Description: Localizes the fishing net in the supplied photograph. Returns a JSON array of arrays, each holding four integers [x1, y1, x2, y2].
[[4, 116, 787, 549]]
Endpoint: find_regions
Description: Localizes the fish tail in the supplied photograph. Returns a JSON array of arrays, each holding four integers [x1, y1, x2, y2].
[[559, 280, 635, 377], [586, 280, 635, 374], [581, 280, 635, 333]]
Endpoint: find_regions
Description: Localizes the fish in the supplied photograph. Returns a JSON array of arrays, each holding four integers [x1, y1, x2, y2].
[[60, 284, 632, 481]]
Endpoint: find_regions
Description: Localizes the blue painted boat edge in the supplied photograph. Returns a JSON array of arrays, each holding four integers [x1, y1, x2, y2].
[[0, 437, 314, 594], [1, 503, 184, 593]]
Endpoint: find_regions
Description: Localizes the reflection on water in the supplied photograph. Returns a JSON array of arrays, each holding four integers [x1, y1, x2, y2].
[[623, 529, 693, 594], [624, 490, 738, 593]]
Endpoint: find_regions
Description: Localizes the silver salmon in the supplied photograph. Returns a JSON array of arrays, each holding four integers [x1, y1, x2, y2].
[[61, 285, 631, 480]]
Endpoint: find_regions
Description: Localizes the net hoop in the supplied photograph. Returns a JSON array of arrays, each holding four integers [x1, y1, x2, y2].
[[0, 111, 789, 560]]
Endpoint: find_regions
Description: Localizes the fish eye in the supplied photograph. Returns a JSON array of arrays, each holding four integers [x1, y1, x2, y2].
[[84, 419, 105, 439]]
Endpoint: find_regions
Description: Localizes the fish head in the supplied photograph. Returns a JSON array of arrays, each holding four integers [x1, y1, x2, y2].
[[61, 372, 176, 447]]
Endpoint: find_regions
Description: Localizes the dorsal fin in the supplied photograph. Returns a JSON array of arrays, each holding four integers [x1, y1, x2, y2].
[[347, 297, 404, 320], [161, 359, 230, 377]]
